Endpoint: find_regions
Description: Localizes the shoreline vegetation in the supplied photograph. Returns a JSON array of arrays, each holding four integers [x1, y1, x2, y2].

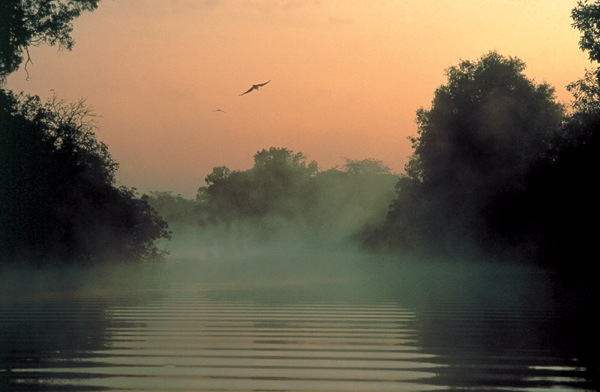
[[1, 2, 598, 383], [0, 0, 597, 293]]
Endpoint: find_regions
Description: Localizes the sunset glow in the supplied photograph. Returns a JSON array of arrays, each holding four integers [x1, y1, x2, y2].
[[6, 0, 591, 197]]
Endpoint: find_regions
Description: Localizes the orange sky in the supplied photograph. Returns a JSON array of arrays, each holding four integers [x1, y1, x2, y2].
[[6, 0, 592, 198]]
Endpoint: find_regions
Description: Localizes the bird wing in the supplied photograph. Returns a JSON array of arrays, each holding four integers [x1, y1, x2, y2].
[[239, 86, 254, 96], [239, 80, 270, 95]]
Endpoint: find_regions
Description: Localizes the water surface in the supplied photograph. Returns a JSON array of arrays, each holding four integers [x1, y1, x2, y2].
[[0, 257, 597, 391]]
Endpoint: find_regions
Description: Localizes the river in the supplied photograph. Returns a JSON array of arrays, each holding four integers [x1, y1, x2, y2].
[[0, 254, 597, 391]]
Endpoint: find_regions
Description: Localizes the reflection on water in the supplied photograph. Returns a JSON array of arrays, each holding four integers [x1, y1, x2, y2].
[[0, 259, 597, 391]]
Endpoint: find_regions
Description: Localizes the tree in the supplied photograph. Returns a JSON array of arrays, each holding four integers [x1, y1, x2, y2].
[[253, 147, 318, 179], [342, 158, 391, 175], [0, 0, 99, 82], [0, 90, 170, 263], [204, 166, 232, 187], [572, 0, 600, 63], [195, 148, 318, 223], [188, 148, 398, 248], [200, 168, 255, 221], [249, 147, 317, 218], [516, 1, 600, 269], [381, 52, 564, 258], [147, 191, 205, 227], [412, 52, 562, 190]]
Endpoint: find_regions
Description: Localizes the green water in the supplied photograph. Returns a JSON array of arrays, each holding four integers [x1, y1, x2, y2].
[[0, 256, 597, 391]]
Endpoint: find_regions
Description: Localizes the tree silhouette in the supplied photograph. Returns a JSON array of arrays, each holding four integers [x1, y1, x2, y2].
[[379, 52, 564, 259], [196, 147, 318, 222], [150, 148, 396, 247], [342, 158, 391, 175], [0, 0, 99, 82], [572, 0, 600, 63], [518, 1, 600, 269], [0, 90, 170, 263]]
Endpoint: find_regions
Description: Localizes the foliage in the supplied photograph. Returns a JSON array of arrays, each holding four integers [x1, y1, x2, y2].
[[411, 51, 563, 190], [567, 68, 600, 117], [0, 0, 99, 82], [378, 52, 565, 260], [521, 108, 599, 269], [0, 89, 170, 263], [197, 147, 318, 222], [517, 1, 600, 269], [146, 149, 397, 248], [148, 191, 205, 226], [342, 158, 391, 175], [572, 0, 600, 63], [310, 166, 398, 245]]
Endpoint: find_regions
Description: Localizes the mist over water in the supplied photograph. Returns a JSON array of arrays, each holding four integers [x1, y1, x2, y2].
[[2, 1, 599, 389], [2, 238, 597, 391], [1, 144, 597, 390]]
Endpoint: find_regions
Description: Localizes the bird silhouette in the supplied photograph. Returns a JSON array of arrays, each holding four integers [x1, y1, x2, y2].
[[212, 109, 225, 113], [239, 80, 271, 96]]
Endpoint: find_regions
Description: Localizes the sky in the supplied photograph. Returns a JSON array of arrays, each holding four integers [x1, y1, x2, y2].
[[6, 0, 592, 198]]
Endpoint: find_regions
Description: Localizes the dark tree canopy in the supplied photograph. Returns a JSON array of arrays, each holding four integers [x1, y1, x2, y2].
[[253, 147, 318, 178], [148, 147, 396, 248], [197, 147, 318, 222], [378, 52, 564, 259], [0, 0, 99, 82], [411, 52, 563, 192], [0, 0, 172, 264], [0, 89, 170, 263], [342, 158, 391, 175], [572, 0, 600, 63], [520, 1, 600, 269], [567, 68, 600, 117]]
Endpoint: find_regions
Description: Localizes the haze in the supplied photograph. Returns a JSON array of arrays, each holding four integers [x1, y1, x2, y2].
[[5, 0, 591, 198]]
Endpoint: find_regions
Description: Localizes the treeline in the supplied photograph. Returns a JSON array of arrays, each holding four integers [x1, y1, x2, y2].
[[367, 50, 599, 273], [1, 0, 599, 274], [148, 150, 397, 248], [364, 1, 600, 273], [150, 46, 599, 273], [1, 1, 170, 264], [0, 89, 170, 264]]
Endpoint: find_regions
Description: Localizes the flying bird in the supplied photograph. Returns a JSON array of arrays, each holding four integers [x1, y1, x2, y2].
[[239, 80, 271, 96], [213, 109, 225, 113]]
